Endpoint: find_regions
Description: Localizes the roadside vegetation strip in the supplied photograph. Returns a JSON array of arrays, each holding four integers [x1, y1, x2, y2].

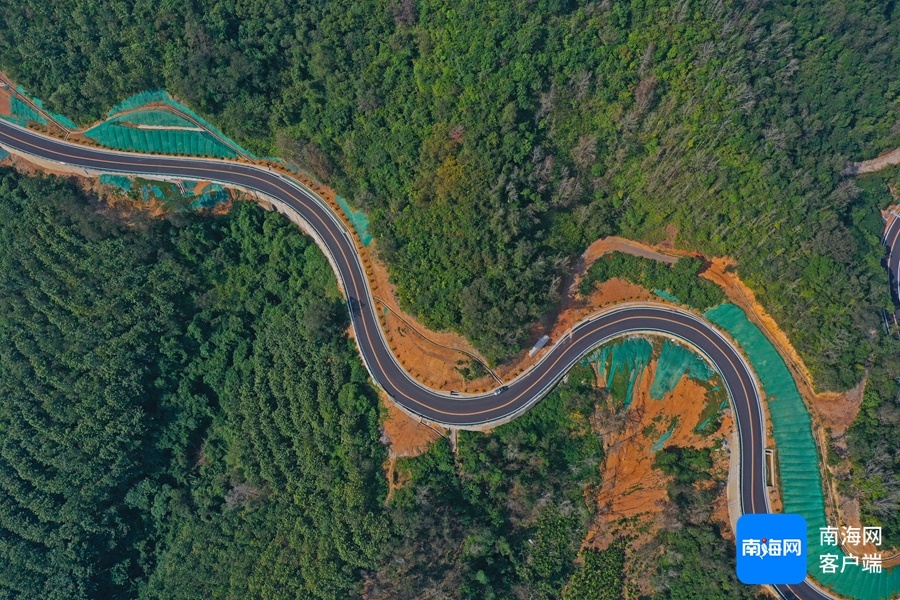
[[705, 304, 900, 600]]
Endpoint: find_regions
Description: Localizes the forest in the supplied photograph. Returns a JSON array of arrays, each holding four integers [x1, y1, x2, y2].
[[0, 169, 758, 598], [579, 254, 725, 310], [0, 168, 388, 598], [0, 0, 898, 589], [0, 0, 897, 378]]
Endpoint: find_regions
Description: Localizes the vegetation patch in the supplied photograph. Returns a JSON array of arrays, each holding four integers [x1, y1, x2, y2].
[[580, 253, 725, 311]]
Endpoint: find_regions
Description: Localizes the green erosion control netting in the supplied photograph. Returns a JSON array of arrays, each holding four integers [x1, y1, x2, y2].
[[649, 340, 714, 400], [189, 183, 228, 209], [85, 121, 238, 158], [653, 289, 680, 303], [98, 175, 228, 210], [9, 97, 46, 125], [98, 174, 131, 192], [104, 90, 254, 158], [113, 110, 198, 128], [140, 184, 164, 201], [582, 338, 652, 406], [50, 113, 78, 129], [106, 91, 171, 115], [335, 196, 372, 246], [0, 147, 8, 161], [651, 423, 676, 452], [704, 304, 899, 599], [15, 85, 76, 128]]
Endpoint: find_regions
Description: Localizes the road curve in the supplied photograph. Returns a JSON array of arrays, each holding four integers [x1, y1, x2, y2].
[[0, 120, 837, 599], [885, 214, 900, 321]]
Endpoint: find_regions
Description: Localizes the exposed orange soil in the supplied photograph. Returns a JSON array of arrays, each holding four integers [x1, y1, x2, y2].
[[660, 224, 678, 249], [362, 240, 498, 394], [584, 361, 732, 551], [7, 155, 153, 223], [94, 180, 169, 221], [380, 393, 445, 459], [5, 151, 73, 179], [580, 235, 681, 266], [815, 379, 866, 441], [193, 180, 211, 194], [379, 306, 485, 391], [492, 277, 659, 394], [323, 233, 679, 397], [0, 86, 11, 117], [535, 276, 653, 353], [1, 89, 866, 550], [380, 394, 445, 501], [508, 235, 696, 379], [581, 236, 690, 268], [0, 73, 686, 398], [253, 160, 505, 395], [698, 256, 895, 553]]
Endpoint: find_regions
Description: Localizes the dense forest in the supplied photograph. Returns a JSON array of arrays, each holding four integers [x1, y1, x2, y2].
[[1, 0, 897, 383], [1, 0, 898, 587], [0, 169, 756, 598], [0, 168, 387, 598]]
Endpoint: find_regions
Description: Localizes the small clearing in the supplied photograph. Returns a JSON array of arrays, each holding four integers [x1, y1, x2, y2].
[[843, 147, 900, 175]]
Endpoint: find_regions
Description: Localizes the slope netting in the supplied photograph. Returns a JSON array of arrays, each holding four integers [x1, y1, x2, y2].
[[107, 91, 171, 115], [10, 97, 46, 125], [104, 90, 254, 159], [98, 174, 131, 192], [140, 184, 164, 201], [87, 121, 234, 156], [189, 183, 228, 209], [582, 337, 652, 406], [85, 121, 237, 158], [649, 340, 714, 400], [113, 110, 197, 128], [653, 289, 679, 303], [651, 423, 676, 452], [14, 85, 76, 128], [98, 176, 229, 210], [704, 303, 899, 599], [3, 84, 250, 160], [335, 196, 372, 246]]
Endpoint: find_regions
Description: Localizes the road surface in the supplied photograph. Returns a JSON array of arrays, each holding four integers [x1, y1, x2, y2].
[[885, 214, 900, 323], [0, 120, 845, 599]]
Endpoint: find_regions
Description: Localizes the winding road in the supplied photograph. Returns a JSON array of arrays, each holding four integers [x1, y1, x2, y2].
[[885, 213, 900, 324], [0, 119, 879, 599]]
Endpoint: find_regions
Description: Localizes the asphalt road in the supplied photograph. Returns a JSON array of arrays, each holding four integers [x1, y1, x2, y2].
[[0, 120, 840, 599], [885, 214, 900, 322]]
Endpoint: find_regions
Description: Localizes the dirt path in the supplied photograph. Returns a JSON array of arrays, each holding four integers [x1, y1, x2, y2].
[[842, 147, 900, 175]]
